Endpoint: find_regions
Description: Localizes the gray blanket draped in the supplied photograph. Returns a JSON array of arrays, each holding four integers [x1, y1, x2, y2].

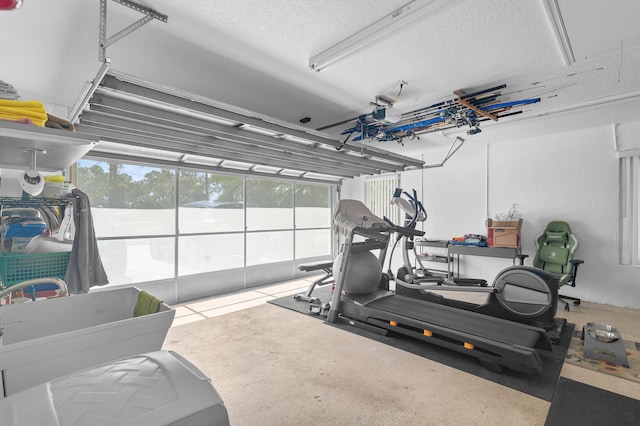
[[65, 188, 109, 293]]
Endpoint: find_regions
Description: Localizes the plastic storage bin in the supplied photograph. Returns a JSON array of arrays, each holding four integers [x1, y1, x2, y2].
[[0, 251, 70, 285], [0, 286, 175, 397]]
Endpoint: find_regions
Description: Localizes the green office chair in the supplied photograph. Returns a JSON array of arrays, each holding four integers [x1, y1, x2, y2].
[[532, 221, 583, 311]]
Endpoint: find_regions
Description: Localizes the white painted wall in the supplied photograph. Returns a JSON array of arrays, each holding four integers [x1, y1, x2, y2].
[[342, 120, 640, 309]]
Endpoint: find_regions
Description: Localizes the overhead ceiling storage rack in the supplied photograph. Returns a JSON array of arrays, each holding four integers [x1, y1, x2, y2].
[[75, 72, 424, 184]]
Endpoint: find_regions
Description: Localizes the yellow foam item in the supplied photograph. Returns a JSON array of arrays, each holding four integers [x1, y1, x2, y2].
[[0, 112, 47, 125], [0, 99, 45, 108], [0, 100, 47, 127], [0, 113, 46, 127], [0, 106, 47, 119], [44, 175, 65, 183]]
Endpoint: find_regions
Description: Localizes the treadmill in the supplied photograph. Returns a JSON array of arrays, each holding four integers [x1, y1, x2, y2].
[[327, 200, 553, 375]]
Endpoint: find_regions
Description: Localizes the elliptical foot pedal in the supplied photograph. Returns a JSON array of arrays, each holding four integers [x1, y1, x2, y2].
[[418, 276, 445, 285], [453, 278, 488, 287]]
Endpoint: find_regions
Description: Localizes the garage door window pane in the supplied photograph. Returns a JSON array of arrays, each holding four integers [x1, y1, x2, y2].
[[179, 171, 244, 233], [295, 229, 331, 259], [246, 231, 293, 266], [246, 178, 292, 231], [77, 160, 175, 238], [98, 238, 175, 285], [295, 183, 331, 229], [178, 234, 244, 275]]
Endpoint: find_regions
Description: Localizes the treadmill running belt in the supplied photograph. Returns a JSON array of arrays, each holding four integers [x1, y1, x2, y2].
[[365, 294, 543, 348]]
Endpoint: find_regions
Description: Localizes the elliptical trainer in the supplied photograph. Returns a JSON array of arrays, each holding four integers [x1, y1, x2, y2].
[[387, 188, 566, 342]]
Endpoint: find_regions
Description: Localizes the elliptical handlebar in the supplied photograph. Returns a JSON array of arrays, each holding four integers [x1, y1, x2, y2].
[[391, 188, 427, 229], [383, 216, 426, 237]]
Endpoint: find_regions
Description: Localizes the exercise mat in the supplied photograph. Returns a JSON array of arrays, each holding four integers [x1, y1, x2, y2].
[[544, 377, 640, 426], [269, 287, 573, 402]]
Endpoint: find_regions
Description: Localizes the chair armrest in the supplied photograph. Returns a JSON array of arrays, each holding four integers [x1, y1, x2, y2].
[[516, 254, 529, 265], [567, 259, 584, 287]]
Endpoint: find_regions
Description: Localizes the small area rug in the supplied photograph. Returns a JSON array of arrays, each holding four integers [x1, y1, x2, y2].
[[269, 286, 573, 402], [565, 328, 640, 383]]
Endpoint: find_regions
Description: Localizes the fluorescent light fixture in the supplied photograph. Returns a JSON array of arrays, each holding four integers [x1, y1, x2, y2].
[[542, 0, 575, 66], [309, 0, 460, 72]]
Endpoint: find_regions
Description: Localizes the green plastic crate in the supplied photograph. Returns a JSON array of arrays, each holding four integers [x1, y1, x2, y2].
[[0, 252, 70, 286]]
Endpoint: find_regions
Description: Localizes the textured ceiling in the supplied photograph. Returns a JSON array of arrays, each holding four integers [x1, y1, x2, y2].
[[1, 0, 640, 149]]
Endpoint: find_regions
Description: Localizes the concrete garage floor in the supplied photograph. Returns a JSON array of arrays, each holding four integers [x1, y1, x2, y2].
[[164, 277, 640, 425]]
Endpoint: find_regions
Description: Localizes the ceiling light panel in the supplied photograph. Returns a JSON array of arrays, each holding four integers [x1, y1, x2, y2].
[[541, 0, 575, 66], [309, 0, 461, 72]]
